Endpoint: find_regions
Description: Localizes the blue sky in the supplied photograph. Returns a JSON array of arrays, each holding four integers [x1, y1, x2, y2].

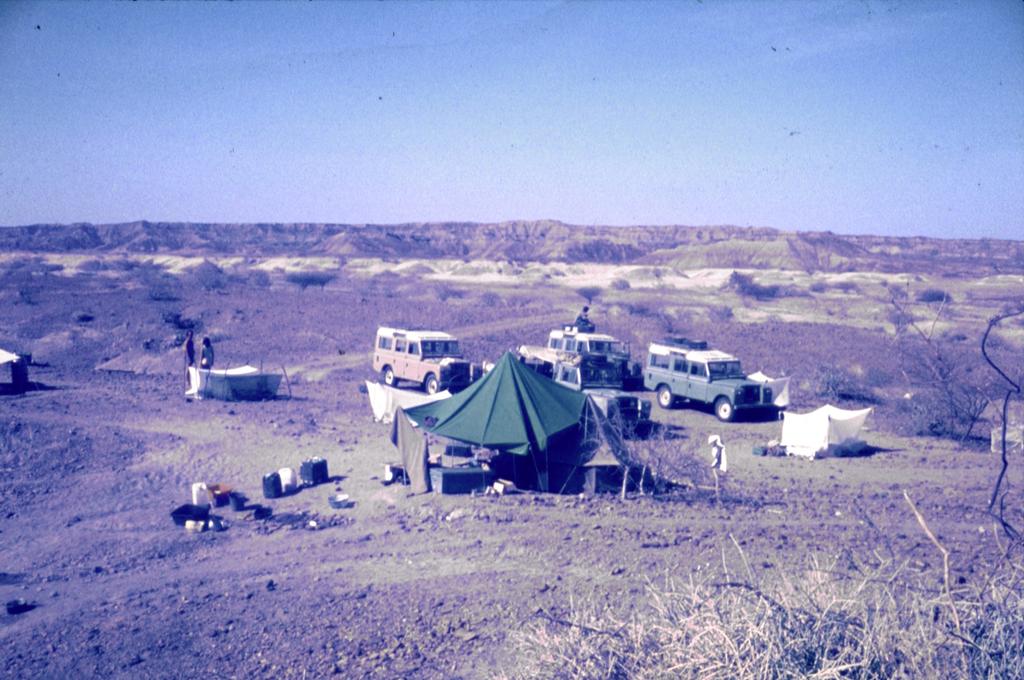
[[1, 1, 1021, 239]]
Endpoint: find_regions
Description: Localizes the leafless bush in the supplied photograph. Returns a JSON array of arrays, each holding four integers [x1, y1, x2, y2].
[[77, 258, 109, 272], [917, 288, 952, 304], [626, 430, 714, 494], [708, 305, 734, 323], [434, 282, 465, 302], [191, 260, 227, 291], [480, 291, 503, 308], [610, 278, 631, 291], [815, 365, 880, 404], [575, 286, 603, 303], [890, 293, 990, 442], [506, 550, 1024, 679], [724, 270, 794, 301], [246, 269, 271, 289], [285, 270, 336, 291]]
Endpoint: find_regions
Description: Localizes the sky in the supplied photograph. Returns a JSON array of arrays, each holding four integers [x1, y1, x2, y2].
[[0, 1, 1021, 239]]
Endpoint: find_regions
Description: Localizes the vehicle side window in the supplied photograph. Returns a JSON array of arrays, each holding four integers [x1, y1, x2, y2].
[[395, 339, 406, 353], [649, 354, 670, 369], [690, 363, 706, 378], [378, 336, 392, 350], [562, 367, 579, 384], [672, 358, 687, 373], [408, 342, 419, 355], [548, 338, 559, 349], [578, 342, 589, 353]]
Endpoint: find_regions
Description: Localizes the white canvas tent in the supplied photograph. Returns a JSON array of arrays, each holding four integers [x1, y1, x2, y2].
[[748, 371, 791, 408], [1, 348, 29, 393], [366, 381, 451, 424], [780, 404, 872, 459]]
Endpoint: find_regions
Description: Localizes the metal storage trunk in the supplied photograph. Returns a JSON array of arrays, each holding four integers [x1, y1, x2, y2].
[[428, 467, 493, 495]]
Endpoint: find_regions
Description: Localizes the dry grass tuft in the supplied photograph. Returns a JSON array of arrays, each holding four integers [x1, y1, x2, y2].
[[504, 551, 1024, 679]]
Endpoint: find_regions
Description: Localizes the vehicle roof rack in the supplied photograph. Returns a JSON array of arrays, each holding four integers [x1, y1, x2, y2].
[[658, 337, 708, 350]]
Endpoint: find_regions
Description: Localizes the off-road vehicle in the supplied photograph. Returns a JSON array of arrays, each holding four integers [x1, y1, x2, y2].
[[551, 354, 652, 436], [372, 327, 471, 394], [518, 325, 643, 388], [643, 337, 777, 422]]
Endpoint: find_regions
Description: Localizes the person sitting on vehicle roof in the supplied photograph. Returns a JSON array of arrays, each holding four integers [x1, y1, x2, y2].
[[574, 305, 595, 332]]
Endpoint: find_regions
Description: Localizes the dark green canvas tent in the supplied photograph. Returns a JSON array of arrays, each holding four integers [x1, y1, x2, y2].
[[403, 352, 629, 492], [404, 351, 588, 455]]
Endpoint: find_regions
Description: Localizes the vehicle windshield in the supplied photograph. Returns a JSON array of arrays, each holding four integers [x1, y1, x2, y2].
[[580, 362, 622, 387], [587, 340, 626, 354], [708, 361, 744, 379], [421, 340, 461, 357]]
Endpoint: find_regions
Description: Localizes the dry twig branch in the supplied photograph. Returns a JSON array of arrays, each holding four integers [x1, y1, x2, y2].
[[980, 308, 1024, 541], [902, 490, 963, 640]]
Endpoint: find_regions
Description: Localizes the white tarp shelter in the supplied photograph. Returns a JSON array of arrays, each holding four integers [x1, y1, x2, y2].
[[1, 348, 29, 393], [366, 381, 450, 424], [187, 365, 282, 401], [780, 404, 872, 459], [748, 371, 791, 408]]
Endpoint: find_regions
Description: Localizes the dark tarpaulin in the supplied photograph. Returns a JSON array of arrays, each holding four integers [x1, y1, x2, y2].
[[390, 408, 430, 494]]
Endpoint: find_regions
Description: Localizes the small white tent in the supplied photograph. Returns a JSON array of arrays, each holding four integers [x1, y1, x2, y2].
[[780, 404, 872, 459], [366, 381, 451, 424], [1, 348, 29, 393]]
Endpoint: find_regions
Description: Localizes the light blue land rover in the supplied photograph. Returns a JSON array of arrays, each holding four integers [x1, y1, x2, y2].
[[642, 338, 777, 422]]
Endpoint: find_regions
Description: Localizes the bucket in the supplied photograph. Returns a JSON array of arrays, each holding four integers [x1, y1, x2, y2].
[[278, 467, 297, 494], [262, 472, 282, 499]]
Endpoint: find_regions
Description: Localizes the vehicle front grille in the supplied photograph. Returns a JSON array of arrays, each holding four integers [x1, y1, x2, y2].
[[616, 397, 639, 421], [443, 364, 470, 383], [736, 385, 761, 405]]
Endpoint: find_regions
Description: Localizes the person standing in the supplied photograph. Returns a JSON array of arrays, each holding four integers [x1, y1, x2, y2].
[[183, 330, 195, 388], [200, 336, 214, 369]]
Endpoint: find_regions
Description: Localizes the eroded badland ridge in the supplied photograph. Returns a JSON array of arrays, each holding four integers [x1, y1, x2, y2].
[[3, 220, 1022, 274]]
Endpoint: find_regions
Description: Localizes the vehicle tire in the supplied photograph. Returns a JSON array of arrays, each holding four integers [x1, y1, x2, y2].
[[657, 385, 674, 410], [714, 397, 734, 422], [424, 374, 439, 395], [382, 366, 395, 386]]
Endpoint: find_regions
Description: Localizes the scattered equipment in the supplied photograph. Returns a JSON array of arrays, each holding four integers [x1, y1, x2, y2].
[[300, 457, 329, 486]]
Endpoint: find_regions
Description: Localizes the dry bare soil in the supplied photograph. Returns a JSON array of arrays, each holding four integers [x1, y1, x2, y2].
[[1, 222, 1022, 678]]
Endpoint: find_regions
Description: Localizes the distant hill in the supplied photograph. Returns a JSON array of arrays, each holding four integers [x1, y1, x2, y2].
[[2, 220, 1021, 274]]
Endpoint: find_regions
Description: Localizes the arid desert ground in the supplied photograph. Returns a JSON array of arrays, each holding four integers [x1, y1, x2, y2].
[[2, 222, 1023, 678]]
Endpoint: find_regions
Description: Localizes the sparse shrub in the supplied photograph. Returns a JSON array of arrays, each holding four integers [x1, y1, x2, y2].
[[610, 278, 631, 291], [815, 365, 879, 404], [434, 283, 465, 302], [285, 270, 336, 291], [77, 259, 109, 272], [809, 281, 828, 293], [162, 312, 198, 331], [708, 305, 734, 323], [480, 291, 503, 308], [863, 366, 896, 390], [729, 271, 780, 300], [110, 258, 138, 272], [916, 288, 952, 304], [191, 260, 227, 291], [833, 280, 860, 293], [246, 269, 271, 289], [575, 286, 602, 303]]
